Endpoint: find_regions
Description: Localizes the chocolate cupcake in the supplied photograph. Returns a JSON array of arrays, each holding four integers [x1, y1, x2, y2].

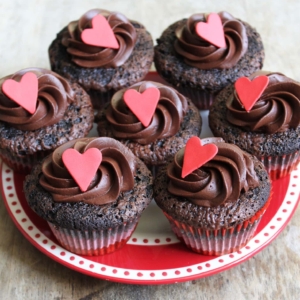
[[153, 137, 271, 255], [23, 137, 153, 256], [49, 8, 154, 109], [154, 11, 265, 110], [209, 71, 300, 180], [0, 68, 94, 172], [96, 81, 201, 171]]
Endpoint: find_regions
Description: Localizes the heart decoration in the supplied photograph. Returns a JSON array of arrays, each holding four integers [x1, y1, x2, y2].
[[2, 72, 38, 114], [234, 76, 269, 112], [123, 87, 161, 127], [195, 13, 226, 48], [81, 14, 119, 49], [62, 148, 102, 192], [181, 136, 218, 178]]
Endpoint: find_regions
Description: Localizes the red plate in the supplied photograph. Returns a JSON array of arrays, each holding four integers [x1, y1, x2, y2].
[[1, 160, 299, 284], [1, 72, 300, 284]]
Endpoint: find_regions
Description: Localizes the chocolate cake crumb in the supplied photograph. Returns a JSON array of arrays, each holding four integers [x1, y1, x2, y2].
[[0, 83, 94, 157], [154, 19, 265, 93], [209, 85, 300, 156], [49, 21, 154, 99], [153, 156, 270, 230], [96, 99, 202, 165], [24, 157, 153, 230]]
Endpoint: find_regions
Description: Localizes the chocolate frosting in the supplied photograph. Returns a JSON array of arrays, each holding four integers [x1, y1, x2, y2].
[[39, 137, 137, 205], [167, 138, 259, 207], [0, 68, 73, 131], [105, 81, 188, 145], [61, 9, 137, 68], [174, 11, 248, 69], [226, 71, 300, 133]]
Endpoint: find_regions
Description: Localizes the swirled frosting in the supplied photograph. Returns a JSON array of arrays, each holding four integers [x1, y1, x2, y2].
[[39, 137, 137, 205], [174, 11, 248, 69], [105, 81, 188, 145], [0, 68, 73, 131], [226, 71, 300, 133], [61, 9, 137, 68], [167, 138, 259, 207]]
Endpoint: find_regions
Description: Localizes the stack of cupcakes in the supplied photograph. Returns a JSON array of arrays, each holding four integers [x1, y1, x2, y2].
[[0, 7, 297, 258]]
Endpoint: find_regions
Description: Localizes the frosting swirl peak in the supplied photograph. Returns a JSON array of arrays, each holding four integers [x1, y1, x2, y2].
[[105, 81, 188, 145], [0, 68, 73, 131], [167, 138, 259, 207], [62, 9, 137, 68], [39, 137, 137, 205], [174, 11, 248, 69], [226, 72, 300, 133]]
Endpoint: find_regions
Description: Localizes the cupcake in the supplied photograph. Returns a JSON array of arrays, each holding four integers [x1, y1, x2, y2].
[[49, 8, 154, 109], [23, 137, 153, 255], [0, 67, 94, 172], [209, 71, 300, 180], [153, 136, 271, 255], [96, 81, 201, 172], [154, 11, 265, 110]]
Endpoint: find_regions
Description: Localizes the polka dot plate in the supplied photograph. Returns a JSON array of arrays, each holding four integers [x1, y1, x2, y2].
[[1, 72, 299, 284], [1, 160, 299, 284]]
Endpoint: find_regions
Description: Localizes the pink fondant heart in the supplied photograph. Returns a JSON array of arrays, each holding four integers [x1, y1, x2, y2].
[[234, 76, 269, 112], [195, 13, 226, 48], [123, 87, 161, 127], [62, 148, 102, 192], [81, 14, 119, 49], [182, 136, 218, 178], [2, 72, 38, 114]]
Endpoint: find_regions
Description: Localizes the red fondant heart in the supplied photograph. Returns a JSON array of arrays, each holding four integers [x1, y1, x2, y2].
[[234, 76, 269, 112], [182, 136, 218, 178], [62, 148, 102, 192], [195, 13, 226, 48], [123, 87, 161, 127], [2, 72, 38, 114], [81, 14, 119, 49]]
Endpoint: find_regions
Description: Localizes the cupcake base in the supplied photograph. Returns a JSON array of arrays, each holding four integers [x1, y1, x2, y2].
[[0, 149, 51, 173], [48, 218, 139, 256], [163, 194, 271, 256], [89, 89, 115, 111], [177, 87, 218, 110], [260, 151, 300, 181]]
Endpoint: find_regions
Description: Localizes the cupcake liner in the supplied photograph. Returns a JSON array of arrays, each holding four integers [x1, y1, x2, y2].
[[0, 149, 50, 173], [260, 150, 300, 180], [48, 218, 139, 256], [147, 164, 163, 178], [89, 89, 115, 110], [177, 86, 218, 110], [163, 193, 271, 256]]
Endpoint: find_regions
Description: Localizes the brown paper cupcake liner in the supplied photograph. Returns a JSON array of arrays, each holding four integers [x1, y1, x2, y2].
[[177, 87, 218, 110], [163, 192, 272, 256], [48, 218, 139, 256], [89, 89, 115, 110], [260, 151, 300, 180], [0, 149, 51, 173]]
